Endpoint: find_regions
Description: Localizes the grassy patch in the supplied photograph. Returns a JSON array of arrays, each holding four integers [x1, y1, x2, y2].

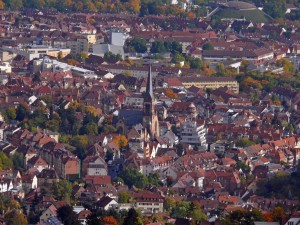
[[216, 9, 271, 23]]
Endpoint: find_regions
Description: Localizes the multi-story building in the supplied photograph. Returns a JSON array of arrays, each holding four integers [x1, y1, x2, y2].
[[40, 147, 80, 180], [180, 76, 239, 93], [180, 119, 207, 150], [81, 155, 108, 177], [33, 58, 96, 78], [67, 36, 89, 55], [133, 190, 164, 213], [202, 48, 274, 64], [123, 94, 144, 109], [2, 45, 70, 60]]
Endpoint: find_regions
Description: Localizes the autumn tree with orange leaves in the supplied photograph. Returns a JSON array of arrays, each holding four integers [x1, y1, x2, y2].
[[0, 0, 4, 9], [102, 216, 117, 225], [112, 135, 128, 149], [164, 88, 179, 99]]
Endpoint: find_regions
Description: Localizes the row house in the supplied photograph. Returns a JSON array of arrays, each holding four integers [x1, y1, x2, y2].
[[40, 142, 80, 180], [37, 169, 60, 186], [52, 149, 80, 180], [180, 76, 239, 94], [202, 48, 274, 65], [81, 155, 108, 178]]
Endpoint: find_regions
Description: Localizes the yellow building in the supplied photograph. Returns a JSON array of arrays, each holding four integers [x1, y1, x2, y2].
[[180, 76, 239, 93], [47, 49, 71, 58]]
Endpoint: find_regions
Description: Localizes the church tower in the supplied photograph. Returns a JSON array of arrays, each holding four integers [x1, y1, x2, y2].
[[143, 65, 160, 138]]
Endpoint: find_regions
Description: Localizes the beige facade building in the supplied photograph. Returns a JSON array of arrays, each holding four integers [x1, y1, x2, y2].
[[180, 76, 239, 93]]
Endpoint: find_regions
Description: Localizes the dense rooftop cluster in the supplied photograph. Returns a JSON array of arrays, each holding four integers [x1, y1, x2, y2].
[[0, 1, 299, 225]]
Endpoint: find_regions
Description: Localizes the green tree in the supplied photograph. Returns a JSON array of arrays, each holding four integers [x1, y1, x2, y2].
[[188, 202, 207, 224], [171, 200, 190, 218], [164, 198, 175, 214], [80, 122, 98, 135], [4, 210, 27, 225], [120, 167, 149, 189], [12, 152, 23, 170], [101, 125, 117, 134], [0, 152, 13, 170], [148, 173, 163, 186], [236, 138, 256, 148], [286, 123, 294, 134], [171, 53, 185, 64], [45, 119, 61, 132], [51, 180, 72, 203], [127, 37, 147, 53], [190, 58, 203, 69], [170, 41, 182, 54], [216, 63, 225, 76], [264, 0, 286, 18], [150, 41, 167, 53], [5, 0, 23, 10], [16, 104, 29, 121], [118, 191, 130, 203], [104, 51, 122, 62], [106, 149, 114, 161], [5, 107, 16, 121], [57, 205, 81, 225], [202, 42, 214, 50], [123, 208, 143, 225], [71, 135, 89, 159]]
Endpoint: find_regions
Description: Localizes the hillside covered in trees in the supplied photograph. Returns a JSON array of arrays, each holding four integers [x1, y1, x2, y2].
[[0, 0, 298, 20]]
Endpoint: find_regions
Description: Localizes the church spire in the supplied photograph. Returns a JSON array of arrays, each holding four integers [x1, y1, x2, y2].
[[145, 64, 154, 100]]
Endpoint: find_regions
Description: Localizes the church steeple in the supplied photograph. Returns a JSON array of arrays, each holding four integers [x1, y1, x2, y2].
[[142, 64, 160, 140], [145, 64, 154, 100]]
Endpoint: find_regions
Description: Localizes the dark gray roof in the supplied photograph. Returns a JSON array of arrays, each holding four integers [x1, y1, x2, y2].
[[96, 196, 114, 208], [114, 109, 144, 127]]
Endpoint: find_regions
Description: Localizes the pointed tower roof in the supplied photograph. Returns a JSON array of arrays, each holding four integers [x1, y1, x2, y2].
[[145, 64, 154, 100]]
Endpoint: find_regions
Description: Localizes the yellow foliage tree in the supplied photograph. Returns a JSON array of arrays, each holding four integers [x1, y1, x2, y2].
[[0, 0, 5, 9], [112, 135, 128, 149], [85, 105, 98, 117], [128, 0, 140, 13], [87, 1, 98, 12], [203, 67, 215, 76], [66, 0, 73, 7]]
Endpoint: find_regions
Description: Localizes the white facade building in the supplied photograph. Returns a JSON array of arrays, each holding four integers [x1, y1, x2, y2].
[[0, 180, 13, 193], [33, 57, 97, 78], [2, 45, 71, 61], [0, 62, 11, 73], [111, 31, 128, 47], [180, 119, 207, 150]]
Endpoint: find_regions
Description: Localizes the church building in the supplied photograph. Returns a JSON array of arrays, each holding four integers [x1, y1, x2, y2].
[[113, 65, 160, 139]]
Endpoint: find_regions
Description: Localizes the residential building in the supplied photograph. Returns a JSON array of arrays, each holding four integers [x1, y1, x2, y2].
[[133, 190, 164, 213], [180, 119, 207, 150], [81, 155, 108, 177]]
